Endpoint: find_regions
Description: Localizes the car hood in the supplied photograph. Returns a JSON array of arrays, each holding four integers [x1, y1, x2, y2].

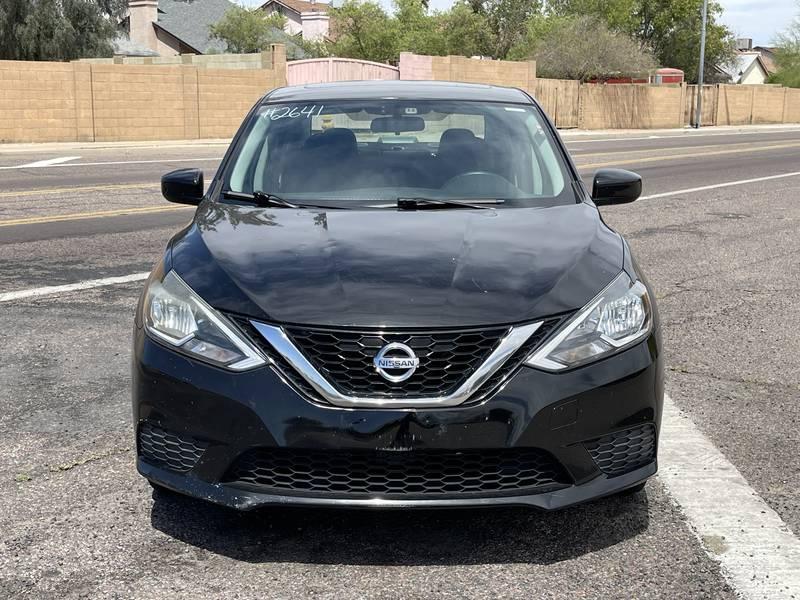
[[171, 202, 623, 328]]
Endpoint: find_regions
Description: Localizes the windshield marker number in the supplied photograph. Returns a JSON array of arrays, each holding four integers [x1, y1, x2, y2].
[[265, 105, 325, 121]]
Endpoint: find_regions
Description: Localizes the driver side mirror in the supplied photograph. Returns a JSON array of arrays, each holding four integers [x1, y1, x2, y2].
[[162, 168, 204, 205], [592, 169, 642, 206]]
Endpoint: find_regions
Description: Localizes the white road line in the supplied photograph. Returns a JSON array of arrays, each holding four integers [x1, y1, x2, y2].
[[660, 394, 800, 599], [11, 156, 82, 168], [640, 170, 800, 200], [0, 157, 221, 170], [0, 273, 149, 303]]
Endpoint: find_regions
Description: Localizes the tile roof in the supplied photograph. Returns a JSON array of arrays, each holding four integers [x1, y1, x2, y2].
[[156, 0, 235, 54]]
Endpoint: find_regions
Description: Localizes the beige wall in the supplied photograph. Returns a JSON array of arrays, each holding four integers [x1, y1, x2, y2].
[[0, 61, 90, 143], [0, 45, 286, 143], [6, 48, 800, 144]]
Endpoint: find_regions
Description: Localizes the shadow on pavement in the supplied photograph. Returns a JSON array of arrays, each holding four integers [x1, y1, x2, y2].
[[150, 488, 650, 566]]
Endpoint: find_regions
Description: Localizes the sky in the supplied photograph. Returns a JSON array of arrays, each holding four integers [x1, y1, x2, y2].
[[238, 0, 798, 47]]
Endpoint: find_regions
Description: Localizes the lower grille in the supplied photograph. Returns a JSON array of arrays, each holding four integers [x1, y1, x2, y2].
[[584, 424, 656, 477], [224, 448, 570, 497], [138, 423, 206, 473]]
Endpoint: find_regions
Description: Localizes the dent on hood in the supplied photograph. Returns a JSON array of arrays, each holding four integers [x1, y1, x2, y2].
[[170, 202, 622, 328]]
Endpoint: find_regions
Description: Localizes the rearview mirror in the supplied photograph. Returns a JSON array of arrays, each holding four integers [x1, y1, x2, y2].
[[162, 168, 204, 205], [592, 169, 642, 206], [371, 116, 425, 133]]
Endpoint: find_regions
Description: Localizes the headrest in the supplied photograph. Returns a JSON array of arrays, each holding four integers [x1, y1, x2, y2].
[[304, 128, 357, 158]]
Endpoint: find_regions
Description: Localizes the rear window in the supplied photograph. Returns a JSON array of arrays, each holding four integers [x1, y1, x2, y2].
[[225, 99, 574, 207]]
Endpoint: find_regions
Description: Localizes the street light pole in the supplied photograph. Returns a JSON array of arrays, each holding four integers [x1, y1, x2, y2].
[[695, 0, 709, 128]]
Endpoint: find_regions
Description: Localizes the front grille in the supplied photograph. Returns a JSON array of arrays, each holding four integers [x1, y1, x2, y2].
[[584, 424, 656, 477], [138, 422, 206, 473], [224, 448, 571, 497], [283, 326, 509, 398], [231, 315, 566, 404]]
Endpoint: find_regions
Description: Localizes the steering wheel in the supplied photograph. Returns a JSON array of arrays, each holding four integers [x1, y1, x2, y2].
[[441, 171, 517, 196]]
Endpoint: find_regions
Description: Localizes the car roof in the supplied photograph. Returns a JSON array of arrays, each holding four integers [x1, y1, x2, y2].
[[262, 80, 534, 104]]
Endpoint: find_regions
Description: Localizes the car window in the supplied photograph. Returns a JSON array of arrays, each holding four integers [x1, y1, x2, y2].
[[224, 100, 575, 207]]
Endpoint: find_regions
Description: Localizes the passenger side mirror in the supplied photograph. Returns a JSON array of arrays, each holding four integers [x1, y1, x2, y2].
[[161, 168, 204, 205], [592, 169, 642, 206]]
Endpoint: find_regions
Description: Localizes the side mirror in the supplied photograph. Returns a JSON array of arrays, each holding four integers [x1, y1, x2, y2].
[[592, 169, 642, 206], [161, 168, 204, 205]]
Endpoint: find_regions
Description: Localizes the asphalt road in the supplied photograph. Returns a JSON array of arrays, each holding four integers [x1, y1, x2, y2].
[[2, 125, 800, 599]]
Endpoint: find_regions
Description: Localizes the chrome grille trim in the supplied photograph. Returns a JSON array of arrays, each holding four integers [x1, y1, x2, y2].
[[250, 321, 543, 409]]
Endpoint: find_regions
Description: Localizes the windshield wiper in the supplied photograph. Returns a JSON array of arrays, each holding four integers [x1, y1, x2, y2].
[[223, 190, 299, 209], [396, 197, 504, 210]]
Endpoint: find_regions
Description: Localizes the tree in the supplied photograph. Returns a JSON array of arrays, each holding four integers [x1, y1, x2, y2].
[[468, 0, 542, 58], [547, 0, 736, 82], [209, 6, 288, 54], [531, 16, 657, 81], [327, 0, 398, 63], [0, 0, 126, 61], [394, 0, 445, 56], [438, 1, 496, 58], [769, 4, 800, 88]]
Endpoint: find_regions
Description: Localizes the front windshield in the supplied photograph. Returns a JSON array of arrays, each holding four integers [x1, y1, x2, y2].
[[225, 99, 575, 207]]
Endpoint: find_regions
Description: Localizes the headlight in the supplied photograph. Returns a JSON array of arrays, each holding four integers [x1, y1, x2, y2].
[[525, 273, 651, 371], [144, 271, 265, 371]]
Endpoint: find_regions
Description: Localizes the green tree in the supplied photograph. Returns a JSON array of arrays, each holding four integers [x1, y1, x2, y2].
[[547, 0, 736, 82], [394, 0, 445, 56], [209, 6, 288, 54], [438, 1, 496, 57], [480, 0, 542, 58], [328, 0, 398, 63], [769, 5, 800, 88], [529, 15, 657, 80], [0, 0, 126, 61]]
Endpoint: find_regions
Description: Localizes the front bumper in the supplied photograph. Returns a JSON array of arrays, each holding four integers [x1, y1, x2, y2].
[[132, 327, 663, 510]]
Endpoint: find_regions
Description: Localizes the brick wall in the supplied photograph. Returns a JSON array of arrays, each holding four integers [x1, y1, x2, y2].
[[0, 45, 286, 143], [0, 61, 82, 142], [5, 47, 800, 144]]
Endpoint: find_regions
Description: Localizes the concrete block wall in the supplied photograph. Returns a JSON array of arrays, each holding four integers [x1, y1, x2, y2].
[[751, 86, 786, 124], [91, 64, 188, 141], [0, 61, 81, 142], [0, 45, 287, 143]]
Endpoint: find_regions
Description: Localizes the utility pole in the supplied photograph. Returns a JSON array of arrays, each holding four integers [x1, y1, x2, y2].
[[695, 0, 709, 128]]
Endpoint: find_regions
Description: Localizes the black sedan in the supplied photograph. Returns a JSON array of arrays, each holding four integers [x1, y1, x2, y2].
[[133, 80, 663, 510]]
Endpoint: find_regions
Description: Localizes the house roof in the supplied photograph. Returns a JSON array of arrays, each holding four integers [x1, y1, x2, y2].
[[718, 52, 770, 84], [260, 0, 329, 15], [753, 46, 778, 74], [156, 0, 235, 54]]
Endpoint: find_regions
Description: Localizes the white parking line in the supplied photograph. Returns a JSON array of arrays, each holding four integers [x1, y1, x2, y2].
[[660, 394, 800, 598], [0, 273, 149, 303], [12, 156, 81, 168], [0, 157, 222, 170], [640, 171, 800, 200]]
